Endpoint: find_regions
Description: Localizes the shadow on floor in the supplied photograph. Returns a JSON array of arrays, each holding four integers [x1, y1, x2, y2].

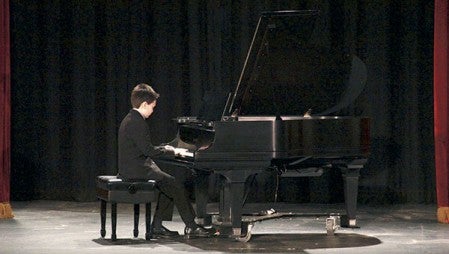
[[93, 233, 381, 253]]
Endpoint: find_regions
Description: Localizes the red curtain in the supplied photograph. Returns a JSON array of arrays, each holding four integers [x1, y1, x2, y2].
[[434, 0, 449, 223], [0, 0, 12, 218]]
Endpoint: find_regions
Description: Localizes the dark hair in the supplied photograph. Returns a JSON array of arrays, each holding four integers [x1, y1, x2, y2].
[[130, 83, 160, 108]]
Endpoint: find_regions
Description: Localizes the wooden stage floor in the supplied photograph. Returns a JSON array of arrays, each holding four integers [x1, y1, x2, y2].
[[0, 201, 448, 254]]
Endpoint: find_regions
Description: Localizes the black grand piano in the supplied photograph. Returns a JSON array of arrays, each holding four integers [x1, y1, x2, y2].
[[160, 10, 370, 241]]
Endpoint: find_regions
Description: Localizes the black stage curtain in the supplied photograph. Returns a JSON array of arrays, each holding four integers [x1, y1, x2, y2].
[[10, 0, 435, 203]]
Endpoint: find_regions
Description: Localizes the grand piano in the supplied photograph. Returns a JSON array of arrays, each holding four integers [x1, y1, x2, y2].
[[160, 10, 370, 240]]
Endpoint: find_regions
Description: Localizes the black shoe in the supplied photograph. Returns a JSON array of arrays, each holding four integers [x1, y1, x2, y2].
[[184, 225, 212, 238], [152, 226, 179, 238]]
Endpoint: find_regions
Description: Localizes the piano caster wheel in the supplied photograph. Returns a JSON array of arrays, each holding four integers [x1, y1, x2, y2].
[[236, 222, 254, 242], [340, 215, 359, 228], [326, 216, 340, 236]]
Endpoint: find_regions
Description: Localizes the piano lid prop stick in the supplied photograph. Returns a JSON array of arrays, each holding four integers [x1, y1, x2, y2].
[[221, 92, 233, 120]]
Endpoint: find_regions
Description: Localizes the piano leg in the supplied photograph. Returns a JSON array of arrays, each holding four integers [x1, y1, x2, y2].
[[219, 180, 245, 237], [340, 165, 361, 228], [219, 181, 230, 225], [194, 172, 211, 226]]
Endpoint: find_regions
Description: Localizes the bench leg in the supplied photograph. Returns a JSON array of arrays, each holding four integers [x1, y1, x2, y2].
[[134, 204, 139, 238], [145, 203, 152, 240], [100, 200, 106, 238], [111, 203, 117, 241]]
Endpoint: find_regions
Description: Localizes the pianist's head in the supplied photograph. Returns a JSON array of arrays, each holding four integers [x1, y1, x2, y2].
[[131, 83, 160, 118]]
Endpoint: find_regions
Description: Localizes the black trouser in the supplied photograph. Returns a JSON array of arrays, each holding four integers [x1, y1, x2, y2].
[[146, 164, 196, 229]]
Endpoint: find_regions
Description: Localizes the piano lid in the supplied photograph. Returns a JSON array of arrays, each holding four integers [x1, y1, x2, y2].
[[225, 10, 367, 118]]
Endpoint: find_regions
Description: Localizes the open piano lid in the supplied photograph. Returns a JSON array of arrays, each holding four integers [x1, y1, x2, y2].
[[224, 10, 367, 118]]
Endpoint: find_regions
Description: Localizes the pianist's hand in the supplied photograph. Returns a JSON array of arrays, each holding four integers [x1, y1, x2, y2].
[[162, 145, 176, 155]]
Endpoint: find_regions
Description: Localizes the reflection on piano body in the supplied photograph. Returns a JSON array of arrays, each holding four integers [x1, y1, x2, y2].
[[158, 10, 370, 238]]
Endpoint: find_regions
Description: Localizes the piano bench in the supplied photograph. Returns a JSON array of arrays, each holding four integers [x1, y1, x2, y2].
[[95, 175, 159, 241]]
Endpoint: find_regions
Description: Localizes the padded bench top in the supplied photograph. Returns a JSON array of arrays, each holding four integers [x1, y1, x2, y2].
[[96, 175, 157, 192]]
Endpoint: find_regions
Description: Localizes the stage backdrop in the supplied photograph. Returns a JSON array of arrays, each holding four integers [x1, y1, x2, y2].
[[10, 1, 435, 204]]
